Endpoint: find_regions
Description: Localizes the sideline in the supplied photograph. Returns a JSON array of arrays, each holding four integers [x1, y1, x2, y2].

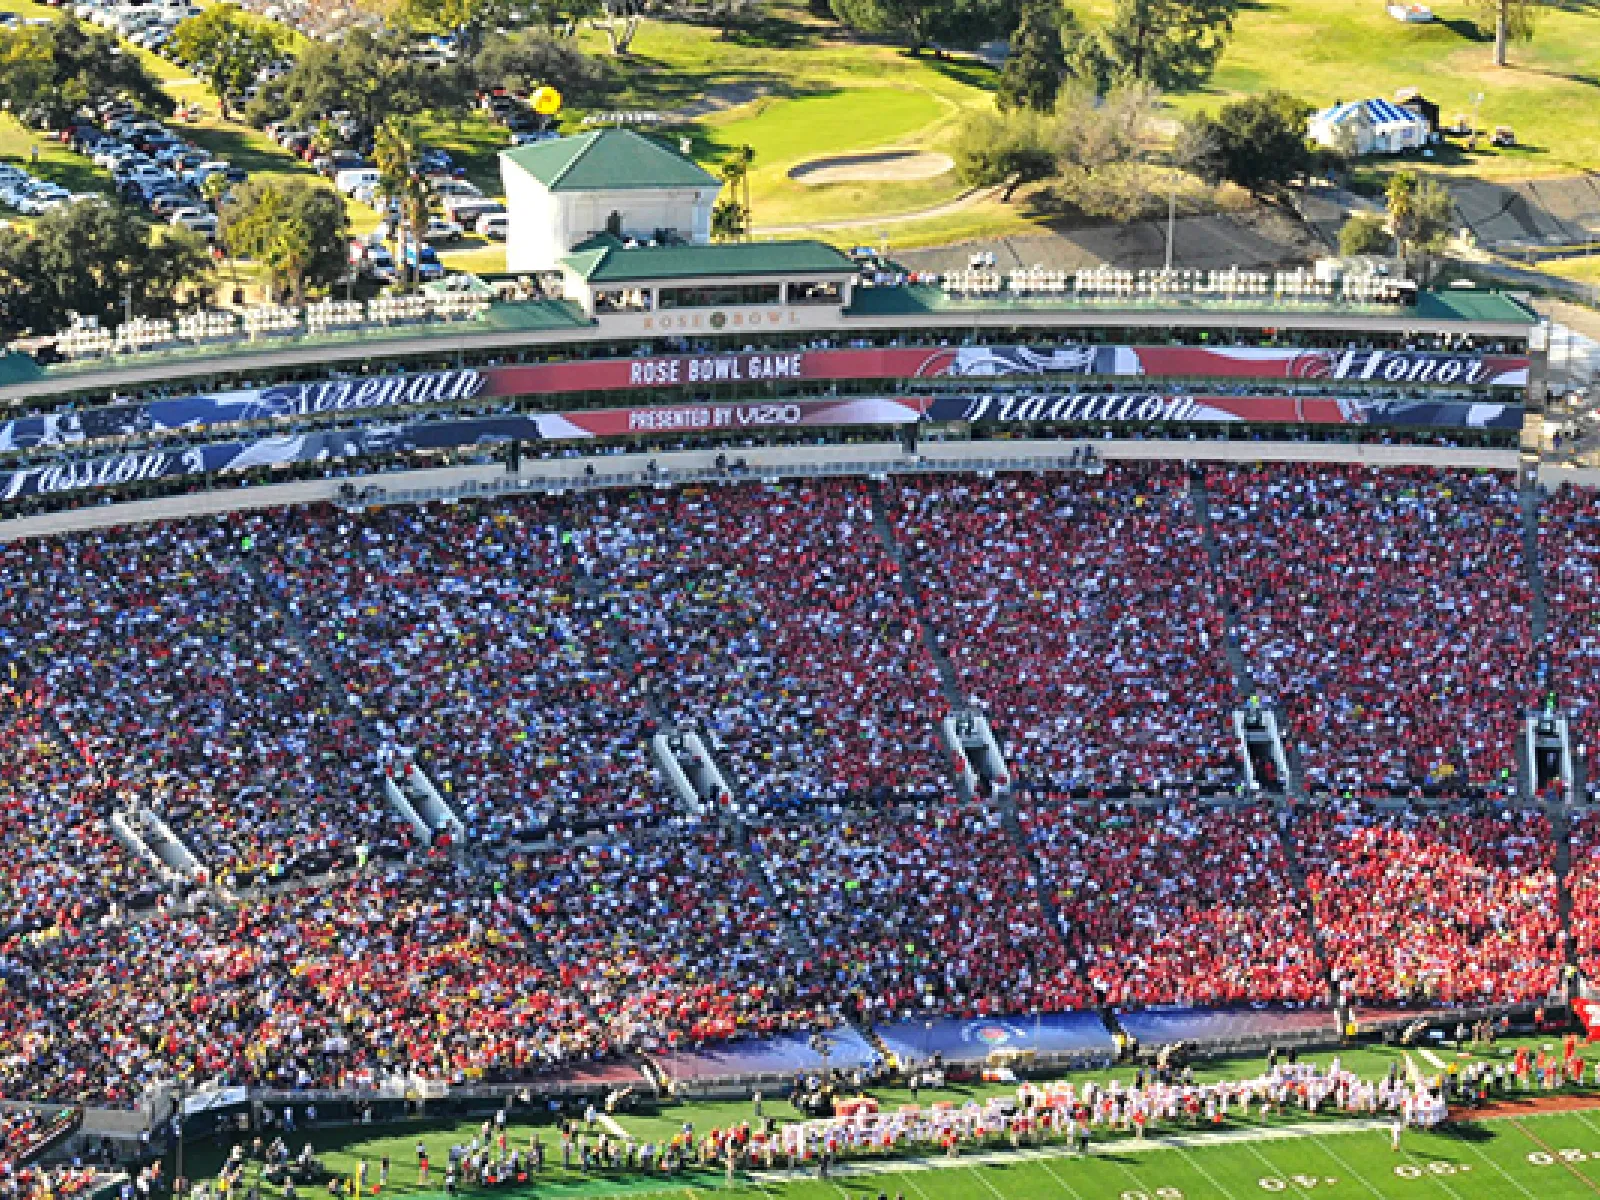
[[743, 1116, 1392, 1186]]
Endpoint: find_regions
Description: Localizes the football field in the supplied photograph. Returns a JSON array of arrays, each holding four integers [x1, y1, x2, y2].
[[191, 1041, 1600, 1200]]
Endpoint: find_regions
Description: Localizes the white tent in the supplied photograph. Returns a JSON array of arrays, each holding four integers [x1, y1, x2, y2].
[[1309, 97, 1429, 156]]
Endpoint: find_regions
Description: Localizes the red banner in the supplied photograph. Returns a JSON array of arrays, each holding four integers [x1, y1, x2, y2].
[[478, 345, 1530, 399]]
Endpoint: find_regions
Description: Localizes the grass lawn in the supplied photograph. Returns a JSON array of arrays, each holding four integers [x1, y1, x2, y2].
[[168, 1036, 1600, 1200], [1069, 0, 1600, 182]]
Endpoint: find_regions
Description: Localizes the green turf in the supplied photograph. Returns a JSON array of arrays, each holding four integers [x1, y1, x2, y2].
[[173, 1036, 1600, 1200]]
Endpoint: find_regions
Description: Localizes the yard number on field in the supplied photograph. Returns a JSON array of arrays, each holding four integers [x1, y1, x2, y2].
[[1118, 1190, 1184, 1199], [1528, 1149, 1600, 1165], [1394, 1162, 1473, 1179], [1259, 1176, 1338, 1190]]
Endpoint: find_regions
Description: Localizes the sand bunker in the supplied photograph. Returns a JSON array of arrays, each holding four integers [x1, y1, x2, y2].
[[788, 149, 954, 186]]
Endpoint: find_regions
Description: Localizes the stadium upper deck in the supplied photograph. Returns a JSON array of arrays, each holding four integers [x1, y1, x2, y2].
[[0, 259, 1545, 508]]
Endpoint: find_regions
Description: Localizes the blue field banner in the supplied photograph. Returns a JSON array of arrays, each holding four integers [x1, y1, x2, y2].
[[874, 1012, 1117, 1065], [1115, 1007, 1338, 1046], [653, 1027, 881, 1083]]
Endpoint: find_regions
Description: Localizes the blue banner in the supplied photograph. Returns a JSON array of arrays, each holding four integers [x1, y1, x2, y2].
[[653, 1028, 881, 1083], [1115, 1007, 1338, 1046], [873, 1013, 1116, 1065]]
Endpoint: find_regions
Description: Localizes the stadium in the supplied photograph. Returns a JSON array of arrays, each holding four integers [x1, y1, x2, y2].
[[5, 206, 1600, 1200]]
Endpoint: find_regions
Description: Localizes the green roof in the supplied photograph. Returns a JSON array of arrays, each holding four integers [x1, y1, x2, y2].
[[501, 130, 718, 192], [561, 238, 857, 284], [1414, 288, 1537, 324], [0, 353, 43, 388], [847, 283, 1538, 325]]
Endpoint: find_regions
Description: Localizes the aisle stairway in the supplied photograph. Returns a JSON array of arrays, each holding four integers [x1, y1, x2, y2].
[[1190, 478, 1312, 801], [234, 555, 469, 863]]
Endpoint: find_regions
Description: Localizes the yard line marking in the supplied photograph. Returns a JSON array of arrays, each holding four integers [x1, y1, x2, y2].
[[893, 1165, 938, 1200], [1417, 1048, 1448, 1069], [1176, 1144, 1236, 1198], [1030, 1152, 1089, 1200], [1240, 1140, 1316, 1199], [1455, 1135, 1536, 1200], [963, 1157, 1013, 1200], [1511, 1117, 1600, 1196], [1309, 1132, 1388, 1199], [1399, 1144, 1467, 1200]]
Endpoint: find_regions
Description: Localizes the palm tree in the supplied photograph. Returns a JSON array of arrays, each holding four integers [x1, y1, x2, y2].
[[716, 144, 755, 241], [374, 119, 427, 290]]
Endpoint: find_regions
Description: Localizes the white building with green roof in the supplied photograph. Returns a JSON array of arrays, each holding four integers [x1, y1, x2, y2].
[[499, 129, 721, 272]]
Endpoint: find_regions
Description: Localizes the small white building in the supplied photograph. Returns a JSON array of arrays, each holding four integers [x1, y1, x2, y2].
[[1309, 97, 1430, 156], [499, 129, 721, 273]]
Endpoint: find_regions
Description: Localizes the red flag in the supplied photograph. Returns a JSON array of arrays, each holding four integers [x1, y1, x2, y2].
[[1574, 998, 1600, 1042]]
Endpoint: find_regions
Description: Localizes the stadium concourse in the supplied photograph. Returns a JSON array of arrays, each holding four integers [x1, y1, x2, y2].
[[0, 460, 1596, 1140]]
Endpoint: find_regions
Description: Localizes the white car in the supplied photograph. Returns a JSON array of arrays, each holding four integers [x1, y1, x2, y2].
[[422, 217, 463, 242], [476, 212, 508, 240], [429, 178, 481, 201], [171, 208, 218, 237], [18, 184, 70, 214]]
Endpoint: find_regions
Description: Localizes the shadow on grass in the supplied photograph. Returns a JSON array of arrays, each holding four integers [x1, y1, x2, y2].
[[906, 52, 998, 90], [1432, 1120, 1497, 1143], [181, 122, 319, 180], [1438, 16, 1492, 41]]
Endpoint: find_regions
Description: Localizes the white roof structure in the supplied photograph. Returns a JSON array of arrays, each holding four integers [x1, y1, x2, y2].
[[1309, 98, 1429, 155]]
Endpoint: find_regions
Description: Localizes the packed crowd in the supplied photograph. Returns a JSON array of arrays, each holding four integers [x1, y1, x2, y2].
[[0, 681, 163, 942], [885, 467, 1241, 795], [0, 471, 1592, 1115], [0, 524, 413, 886], [1208, 465, 1532, 798], [0, 863, 604, 1105], [1563, 807, 1600, 978], [500, 821, 828, 1049], [264, 500, 670, 843], [751, 800, 1090, 1024], [1296, 802, 1561, 1006], [1022, 800, 1326, 1007], [1539, 484, 1600, 799], [575, 482, 950, 812]]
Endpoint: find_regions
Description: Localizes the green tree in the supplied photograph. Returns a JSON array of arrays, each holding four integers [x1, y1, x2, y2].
[[1094, 0, 1237, 91], [1338, 211, 1391, 257], [829, 0, 1016, 53], [952, 106, 1056, 201], [997, 0, 1068, 113], [0, 200, 208, 336], [170, 5, 285, 119], [0, 18, 169, 128], [1187, 90, 1311, 198], [278, 29, 432, 143], [225, 179, 350, 303], [1386, 170, 1453, 280], [400, 0, 511, 54], [1475, 0, 1537, 66], [470, 29, 609, 103]]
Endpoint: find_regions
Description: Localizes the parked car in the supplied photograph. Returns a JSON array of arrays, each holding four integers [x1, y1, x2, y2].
[[476, 212, 508, 240], [422, 216, 463, 243], [335, 166, 380, 196], [171, 207, 218, 237], [400, 241, 445, 281]]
